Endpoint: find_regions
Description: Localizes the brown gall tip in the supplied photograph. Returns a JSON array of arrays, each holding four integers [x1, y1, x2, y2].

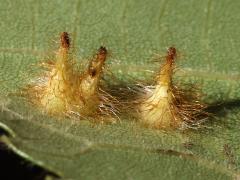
[[96, 46, 107, 62], [89, 68, 97, 77], [167, 47, 177, 60], [60, 32, 70, 49], [98, 46, 107, 56]]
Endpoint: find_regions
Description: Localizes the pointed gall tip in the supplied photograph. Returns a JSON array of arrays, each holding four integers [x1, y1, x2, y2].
[[98, 46, 107, 56], [96, 46, 107, 62], [60, 32, 70, 49], [167, 47, 177, 60]]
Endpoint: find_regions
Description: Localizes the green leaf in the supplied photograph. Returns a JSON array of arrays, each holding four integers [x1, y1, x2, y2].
[[0, 0, 240, 179]]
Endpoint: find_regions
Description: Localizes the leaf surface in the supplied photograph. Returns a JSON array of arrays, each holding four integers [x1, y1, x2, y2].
[[0, 0, 240, 179]]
